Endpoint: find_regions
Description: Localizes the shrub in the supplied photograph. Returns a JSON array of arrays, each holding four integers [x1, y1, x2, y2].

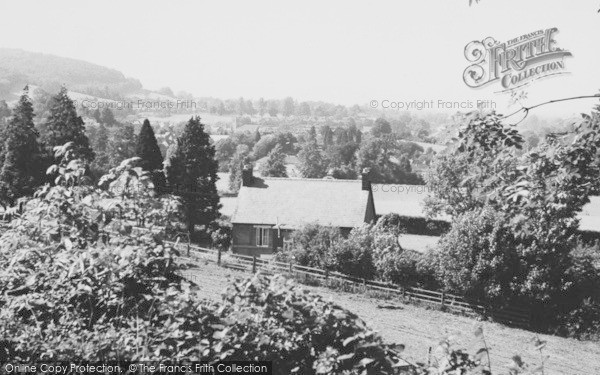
[[432, 206, 520, 305], [0, 230, 408, 374], [277, 224, 341, 268], [328, 225, 378, 280]]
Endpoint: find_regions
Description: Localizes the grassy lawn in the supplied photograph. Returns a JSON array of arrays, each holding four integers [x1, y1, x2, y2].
[[182, 260, 600, 375]]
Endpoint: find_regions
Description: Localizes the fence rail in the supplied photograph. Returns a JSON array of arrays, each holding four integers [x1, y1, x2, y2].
[[126, 226, 531, 328]]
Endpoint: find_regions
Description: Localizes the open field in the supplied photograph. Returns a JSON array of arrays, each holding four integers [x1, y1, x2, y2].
[[183, 260, 600, 375]]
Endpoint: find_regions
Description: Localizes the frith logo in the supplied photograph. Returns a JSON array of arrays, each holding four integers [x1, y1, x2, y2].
[[463, 28, 572, 91]]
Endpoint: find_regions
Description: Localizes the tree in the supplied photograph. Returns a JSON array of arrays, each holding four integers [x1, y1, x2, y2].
[[166, 117, 220, 233], [228, 145, 251, 193], [100, 107, 117, 126], [90, 123, 111, 178], [252, 134, 278, 160], [425, 111, 600, 325], [357, 137, 423, 184], [0, 87, 43, 205], [254, 128, 261, 143], [282, 97, 295, 117], [215, 138, 237, 172], [107, 124, 137, 168], [308, 126, 317, 142], [267, 101, 279, 117], [260, 145, 288, 177], [298, 141, 327, 178], [136, 119, 163, 171], [371, 118, 392, 137], [42, 87, 95, 163], [321, 125, 334, 146], [297, 102, 311, 116], [257, 98, 267, 116], [0, 100, 10, 123]]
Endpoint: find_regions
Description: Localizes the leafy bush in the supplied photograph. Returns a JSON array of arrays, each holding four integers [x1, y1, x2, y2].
[[327, 225, 379, 280], [430, 207, 519, 305], [276, 224, 342, 268]]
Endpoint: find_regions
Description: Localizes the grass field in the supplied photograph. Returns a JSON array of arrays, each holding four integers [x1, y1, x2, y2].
[[183, 260, 600, 375]]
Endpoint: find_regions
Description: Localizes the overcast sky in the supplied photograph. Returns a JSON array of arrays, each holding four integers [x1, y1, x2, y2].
[[1, 0, 599, 117]]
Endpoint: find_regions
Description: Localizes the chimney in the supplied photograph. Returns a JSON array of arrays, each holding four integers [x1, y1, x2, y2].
[[242, 164, 254, 187], [361, 168, 371, 191]]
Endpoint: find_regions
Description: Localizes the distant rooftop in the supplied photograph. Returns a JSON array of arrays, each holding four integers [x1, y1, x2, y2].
[[231, 177, 371, 229]]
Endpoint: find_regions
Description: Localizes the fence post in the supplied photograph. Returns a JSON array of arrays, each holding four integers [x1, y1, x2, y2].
[[217, 247, 222, 266], [289, 262, 292, 274], [441, 291, 446, 307], [363, 278, 367, 292], [252, 255, 257, 274]]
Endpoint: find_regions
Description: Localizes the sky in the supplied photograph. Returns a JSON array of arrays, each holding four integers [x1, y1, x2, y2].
[[1, 0, 599, 117]]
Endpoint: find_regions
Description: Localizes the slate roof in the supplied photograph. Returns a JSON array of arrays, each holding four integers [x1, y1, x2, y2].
[[374, 184, 600, 233], [372, 184, 450, 221], [231, 177, 371, 228]]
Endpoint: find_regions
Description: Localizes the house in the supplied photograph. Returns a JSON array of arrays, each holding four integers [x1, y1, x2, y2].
[[230, 168, 376, 256]]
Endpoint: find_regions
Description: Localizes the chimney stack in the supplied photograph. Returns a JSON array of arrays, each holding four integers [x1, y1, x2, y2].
[[242, 164, 254, 187], [361, 168, 371, 191]]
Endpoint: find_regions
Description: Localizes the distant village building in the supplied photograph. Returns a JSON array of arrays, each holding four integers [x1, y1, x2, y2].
[[230, 168, 375, 256]]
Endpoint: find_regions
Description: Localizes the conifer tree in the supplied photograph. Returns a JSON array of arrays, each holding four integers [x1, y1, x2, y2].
[[136, 119, 163, 171], [166, 117, 220, 233], [0, 87, 43, 205], [43, 87, 94, 162]]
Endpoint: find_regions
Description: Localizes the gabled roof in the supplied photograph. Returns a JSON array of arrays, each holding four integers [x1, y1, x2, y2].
[[231, 178, 371, 228]]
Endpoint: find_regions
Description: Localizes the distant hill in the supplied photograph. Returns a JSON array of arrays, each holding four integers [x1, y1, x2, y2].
[[0, 48, 143, 100]]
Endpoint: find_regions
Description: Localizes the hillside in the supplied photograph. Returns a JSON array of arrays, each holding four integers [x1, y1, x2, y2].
[[184, 261, 600, 375], [0, 48, 142, 100]]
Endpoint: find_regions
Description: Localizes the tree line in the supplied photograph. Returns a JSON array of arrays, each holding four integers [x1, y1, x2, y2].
[[0, 86, 220, 234]]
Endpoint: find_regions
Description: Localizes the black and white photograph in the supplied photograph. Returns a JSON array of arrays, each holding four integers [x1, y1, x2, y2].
[[0, 1, 599, 374]]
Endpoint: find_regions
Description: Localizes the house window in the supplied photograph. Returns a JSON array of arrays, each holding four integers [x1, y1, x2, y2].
[[255, 226, 270, 247]]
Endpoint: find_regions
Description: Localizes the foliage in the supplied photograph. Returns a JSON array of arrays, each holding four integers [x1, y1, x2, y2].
[[430, 207, 520, 304], [215, 137, 237, 172], [252, 134, 279, 160], [357, 137, 424, 184], [371, 118, 392, 138], [228, 145, 251, 193], [327, 225, 379, 280], [98, 157, 180, 228], [41, 86, 95, 163], [107, 124, 137, 169], [165, 116, 220, 233], [298, 141, 328, 178], [276, 224, 342, 268], [0, 86, 43, 206], [136, 119, 164, 172], [425, 111, 600, 327], [259, 144, 288, 177]]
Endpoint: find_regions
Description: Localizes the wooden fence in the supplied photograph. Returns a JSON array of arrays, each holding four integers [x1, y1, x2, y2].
[[125, 226, 531, 329]]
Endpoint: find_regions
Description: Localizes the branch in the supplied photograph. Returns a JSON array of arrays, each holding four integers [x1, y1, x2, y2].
[[500, 94, 600, 125]]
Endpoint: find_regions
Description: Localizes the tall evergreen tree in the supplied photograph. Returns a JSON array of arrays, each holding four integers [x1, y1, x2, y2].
[[136, 119, 163, 171], [0, 87, 43, 205], [43, 87, 94, 162], [166, 117, 220, 233]]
